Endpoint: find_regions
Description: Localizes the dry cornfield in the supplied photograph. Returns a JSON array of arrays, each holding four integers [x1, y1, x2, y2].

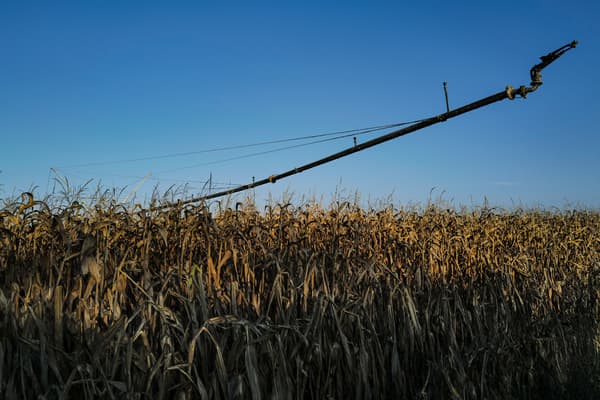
[[0, 194, 599, 399]]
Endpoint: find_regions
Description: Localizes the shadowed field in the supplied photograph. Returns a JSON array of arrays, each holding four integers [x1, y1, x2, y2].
[[1, 196, 599, 399]]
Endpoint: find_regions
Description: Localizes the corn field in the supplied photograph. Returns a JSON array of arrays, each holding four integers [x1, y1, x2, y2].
[[1, 193, 599, 399]]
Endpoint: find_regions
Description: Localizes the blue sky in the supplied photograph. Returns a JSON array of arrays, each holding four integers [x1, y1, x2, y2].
[[1, 1, 598, 208]]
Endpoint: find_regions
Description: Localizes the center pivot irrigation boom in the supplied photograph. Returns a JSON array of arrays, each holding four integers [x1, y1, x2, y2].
[[156, 41, 578, 210]]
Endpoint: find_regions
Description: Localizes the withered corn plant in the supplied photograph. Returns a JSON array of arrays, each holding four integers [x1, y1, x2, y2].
[[0, 193, 599, 399]]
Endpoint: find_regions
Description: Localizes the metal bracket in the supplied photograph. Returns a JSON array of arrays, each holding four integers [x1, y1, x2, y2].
[[530, 40, 578, 88], [506, 85, 528, 100], [505, 40, 577, 100]]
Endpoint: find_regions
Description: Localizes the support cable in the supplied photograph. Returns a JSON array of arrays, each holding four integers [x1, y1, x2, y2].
[[59, 120, 425, 169], [154, 122, 418, 174]]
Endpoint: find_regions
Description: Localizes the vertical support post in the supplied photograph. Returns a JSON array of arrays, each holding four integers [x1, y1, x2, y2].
[[443, 82, 450, 112]]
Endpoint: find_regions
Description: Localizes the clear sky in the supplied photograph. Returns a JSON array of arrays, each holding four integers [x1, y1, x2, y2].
[[1, 1, 599, 209]]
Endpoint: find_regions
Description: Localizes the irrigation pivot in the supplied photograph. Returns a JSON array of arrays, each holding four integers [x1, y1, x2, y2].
[[155, 41, 578, 210]]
